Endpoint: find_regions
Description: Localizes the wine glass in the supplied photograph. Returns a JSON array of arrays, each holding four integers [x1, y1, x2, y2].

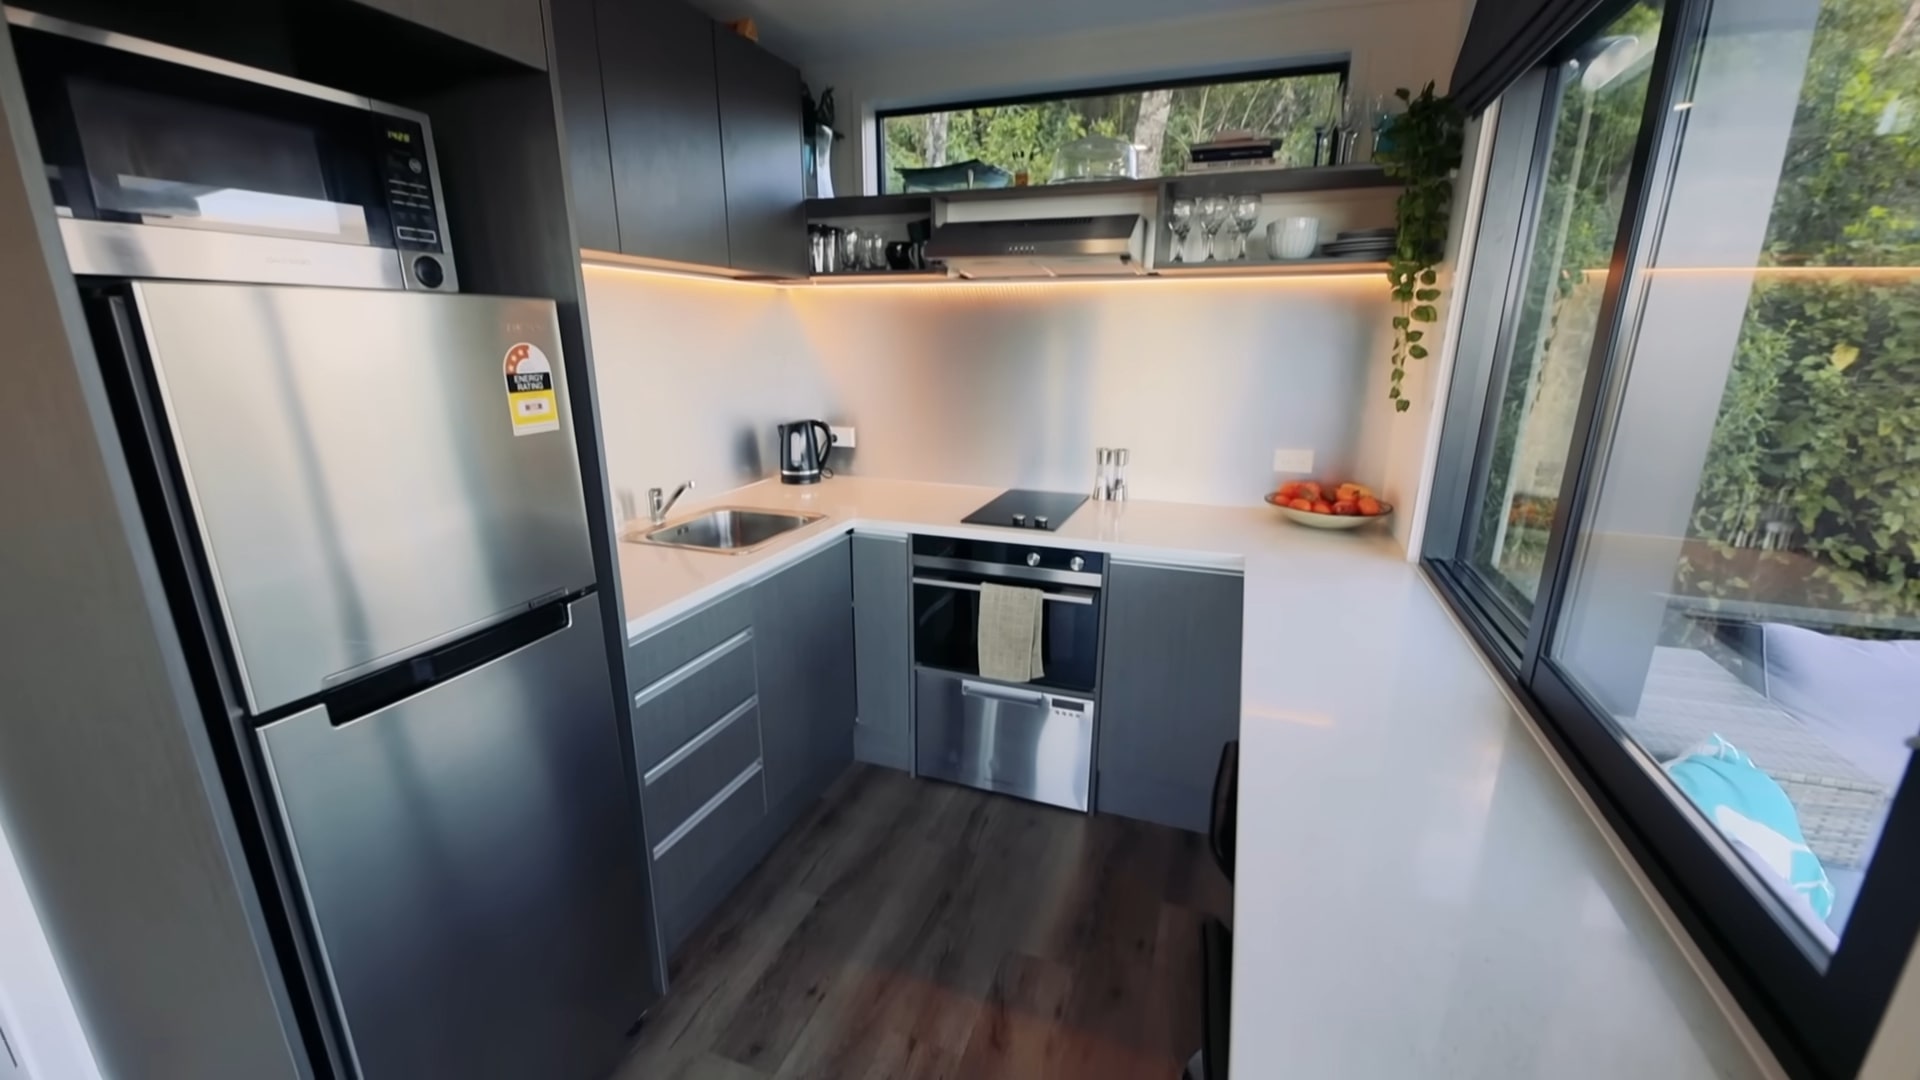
[[1197, 196, 1230, 261], [1230, 195, 1261, 259], [1168, 198, 1195, 263]]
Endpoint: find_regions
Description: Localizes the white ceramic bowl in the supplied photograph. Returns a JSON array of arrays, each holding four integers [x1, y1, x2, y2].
[[1265, 492, 1393, 530]]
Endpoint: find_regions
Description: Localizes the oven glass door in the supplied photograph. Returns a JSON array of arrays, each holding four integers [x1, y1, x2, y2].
[[912, 571, 1101, 694]]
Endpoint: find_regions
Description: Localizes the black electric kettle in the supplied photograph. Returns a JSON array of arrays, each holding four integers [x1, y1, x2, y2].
[[777, 420, 833, 485]]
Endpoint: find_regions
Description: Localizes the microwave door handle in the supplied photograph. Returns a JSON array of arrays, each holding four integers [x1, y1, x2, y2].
[[961, 680, 1050, 707], [910, 578, 1095, 605]]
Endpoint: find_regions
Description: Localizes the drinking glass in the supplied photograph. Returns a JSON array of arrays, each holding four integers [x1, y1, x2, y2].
[[1230, 195, 1261, 259], [1168, 198, 1195, 263], [839, 227, 862, 273], [1197, 196, 1230, 260]]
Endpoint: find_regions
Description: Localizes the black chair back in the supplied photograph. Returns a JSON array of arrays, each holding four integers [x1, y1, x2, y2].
[[1210, 740, 1239, 881]]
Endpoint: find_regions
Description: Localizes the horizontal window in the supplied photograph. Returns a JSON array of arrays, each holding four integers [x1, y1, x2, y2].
[[877, 66, 1347, 193]]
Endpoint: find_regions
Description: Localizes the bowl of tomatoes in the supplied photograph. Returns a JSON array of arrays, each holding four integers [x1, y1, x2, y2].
[[1265, 480, 1392, 530]]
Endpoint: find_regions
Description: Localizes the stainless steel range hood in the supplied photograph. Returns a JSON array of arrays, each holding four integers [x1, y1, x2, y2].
[[925, 214, 1147, 279]]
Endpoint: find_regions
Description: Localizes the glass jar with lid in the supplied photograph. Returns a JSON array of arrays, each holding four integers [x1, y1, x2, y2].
[[1049, 133, 1139, 183]]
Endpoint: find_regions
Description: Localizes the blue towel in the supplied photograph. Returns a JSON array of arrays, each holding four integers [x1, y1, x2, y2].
[[1665, 735, 1834, 921]]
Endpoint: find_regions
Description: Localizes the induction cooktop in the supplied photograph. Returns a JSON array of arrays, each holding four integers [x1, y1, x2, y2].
[[960, 489, 1090, 531]]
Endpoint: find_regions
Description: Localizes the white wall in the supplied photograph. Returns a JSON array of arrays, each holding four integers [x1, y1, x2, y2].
[[584, 265, 1406, 513], [0, 812, 102, 1080], [804, 0, 1473, 197]]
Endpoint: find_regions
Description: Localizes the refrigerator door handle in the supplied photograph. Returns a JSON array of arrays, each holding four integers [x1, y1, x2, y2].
[[323, 596, 579, 728]]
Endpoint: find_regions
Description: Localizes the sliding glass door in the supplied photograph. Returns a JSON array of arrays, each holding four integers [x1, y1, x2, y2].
[[1427, 0, 1920, 1074], [1460, 1, 1663, 625]]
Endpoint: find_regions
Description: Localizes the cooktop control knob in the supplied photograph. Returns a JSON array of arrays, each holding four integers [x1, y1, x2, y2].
[[1026, 552, 1042, 567], [1035, 516, 1050, 529], [1012, 513, 1027, 527], [1069, 555, 1085, 572]]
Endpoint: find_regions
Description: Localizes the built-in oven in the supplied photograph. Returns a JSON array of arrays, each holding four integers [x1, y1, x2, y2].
[[910, 535, 1104, 811], [9, 7, 458, 292]]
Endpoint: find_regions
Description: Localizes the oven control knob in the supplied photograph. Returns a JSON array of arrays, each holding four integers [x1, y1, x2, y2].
[[1026, 552, 1042, 567], [1069, 556, 1085, 572]]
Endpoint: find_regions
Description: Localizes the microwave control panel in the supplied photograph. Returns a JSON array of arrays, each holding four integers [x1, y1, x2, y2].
[[378, 118, 444, 254]]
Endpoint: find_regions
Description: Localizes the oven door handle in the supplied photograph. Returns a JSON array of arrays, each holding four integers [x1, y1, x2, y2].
[[911, 577, 1095, 606], [961, 680, 1050, 707]]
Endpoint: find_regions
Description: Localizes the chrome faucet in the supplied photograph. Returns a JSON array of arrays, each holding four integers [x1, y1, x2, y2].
[[648, 481, 695, 525]]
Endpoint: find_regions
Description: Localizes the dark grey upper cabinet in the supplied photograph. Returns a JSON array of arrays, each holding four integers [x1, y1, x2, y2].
[[852, 535, 912, 772], [550, 0, 619, 251], [1097, 562, 1244, 833], [596, 0, 731, 266], [754, 539, 856, 809], [354, 0, 545, 68], [713, 29, 806, 277]]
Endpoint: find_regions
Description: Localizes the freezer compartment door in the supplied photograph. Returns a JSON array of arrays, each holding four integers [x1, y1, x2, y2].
[[259, 593, 653, 1080], [913, 669, 1094, 812], [131, 281, 594, 712]]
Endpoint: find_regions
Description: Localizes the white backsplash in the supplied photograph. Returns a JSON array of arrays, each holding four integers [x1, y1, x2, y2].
[[584, 265, 1397, 515]]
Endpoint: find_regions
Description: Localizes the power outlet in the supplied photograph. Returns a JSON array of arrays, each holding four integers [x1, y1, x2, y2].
[[1273, 448, 1315, 474], [830, 425, 857, 449]]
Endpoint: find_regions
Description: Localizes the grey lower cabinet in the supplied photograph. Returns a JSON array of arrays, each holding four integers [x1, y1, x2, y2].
[[754, 538, 858, 807], [626, 537, 855, 954], [851, 535, 913, 771], [353, 0, 545, 67], [1097, 561, 1245, 833]]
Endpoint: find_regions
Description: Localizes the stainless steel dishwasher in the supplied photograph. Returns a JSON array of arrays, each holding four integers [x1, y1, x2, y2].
[[909, 536, 1103, 811]]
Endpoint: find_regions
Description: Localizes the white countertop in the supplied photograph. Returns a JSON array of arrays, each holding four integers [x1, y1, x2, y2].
[[614, 476, 1768, 1079]]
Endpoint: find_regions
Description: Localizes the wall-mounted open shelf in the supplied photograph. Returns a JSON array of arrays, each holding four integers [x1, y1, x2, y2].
[[1152, 254, 1390, 277], [805, 164, 1396, 222]]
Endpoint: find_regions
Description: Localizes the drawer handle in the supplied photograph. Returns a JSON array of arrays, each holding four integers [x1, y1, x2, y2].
[[634, 628, 753, 708], [644, 696, 756, 786], [652, 761, 762, 861]]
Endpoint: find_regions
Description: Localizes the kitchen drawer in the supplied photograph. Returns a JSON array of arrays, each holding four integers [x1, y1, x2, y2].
[[642, 697, 762, 839], [651, 762, 767, 939], [627, 588, 754, 690], [633, 627, 758, 771]]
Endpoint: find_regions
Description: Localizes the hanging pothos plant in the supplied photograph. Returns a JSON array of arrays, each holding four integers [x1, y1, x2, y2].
[[1374, 83, 1464, 413]]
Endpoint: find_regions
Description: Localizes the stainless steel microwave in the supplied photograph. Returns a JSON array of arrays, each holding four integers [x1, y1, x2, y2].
[[8, 7, 458, 292]]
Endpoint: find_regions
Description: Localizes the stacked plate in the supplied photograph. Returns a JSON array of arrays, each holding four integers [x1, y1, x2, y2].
[[1320, 227, 1398, 260]]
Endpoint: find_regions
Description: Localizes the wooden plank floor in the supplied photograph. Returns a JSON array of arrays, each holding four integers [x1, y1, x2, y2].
[[611, 764, 1232, 1080]]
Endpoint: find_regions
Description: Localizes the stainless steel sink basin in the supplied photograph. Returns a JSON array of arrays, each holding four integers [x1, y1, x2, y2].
[[628, 508, 826, 554]]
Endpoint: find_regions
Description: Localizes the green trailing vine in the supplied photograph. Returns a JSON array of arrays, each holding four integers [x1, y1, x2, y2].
[[1375, 83, 1464, 412]]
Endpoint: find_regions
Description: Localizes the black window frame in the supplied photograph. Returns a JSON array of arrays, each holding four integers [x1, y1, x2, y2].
[[872, 61, 1351, 194], [1423, 0, 1920, 1076]]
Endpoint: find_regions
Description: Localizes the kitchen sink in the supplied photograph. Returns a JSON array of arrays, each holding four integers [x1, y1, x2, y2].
[[627, 508, 826, 554]]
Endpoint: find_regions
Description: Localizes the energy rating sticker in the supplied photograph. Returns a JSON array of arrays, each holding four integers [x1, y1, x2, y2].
[[503, 342, 559, 436]]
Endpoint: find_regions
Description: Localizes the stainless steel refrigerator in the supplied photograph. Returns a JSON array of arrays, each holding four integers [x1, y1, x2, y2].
[[94, 281, 654, 1079]]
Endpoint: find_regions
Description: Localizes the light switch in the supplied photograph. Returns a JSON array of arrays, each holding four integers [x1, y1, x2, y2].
[[1273, 448, 1315, 474]]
